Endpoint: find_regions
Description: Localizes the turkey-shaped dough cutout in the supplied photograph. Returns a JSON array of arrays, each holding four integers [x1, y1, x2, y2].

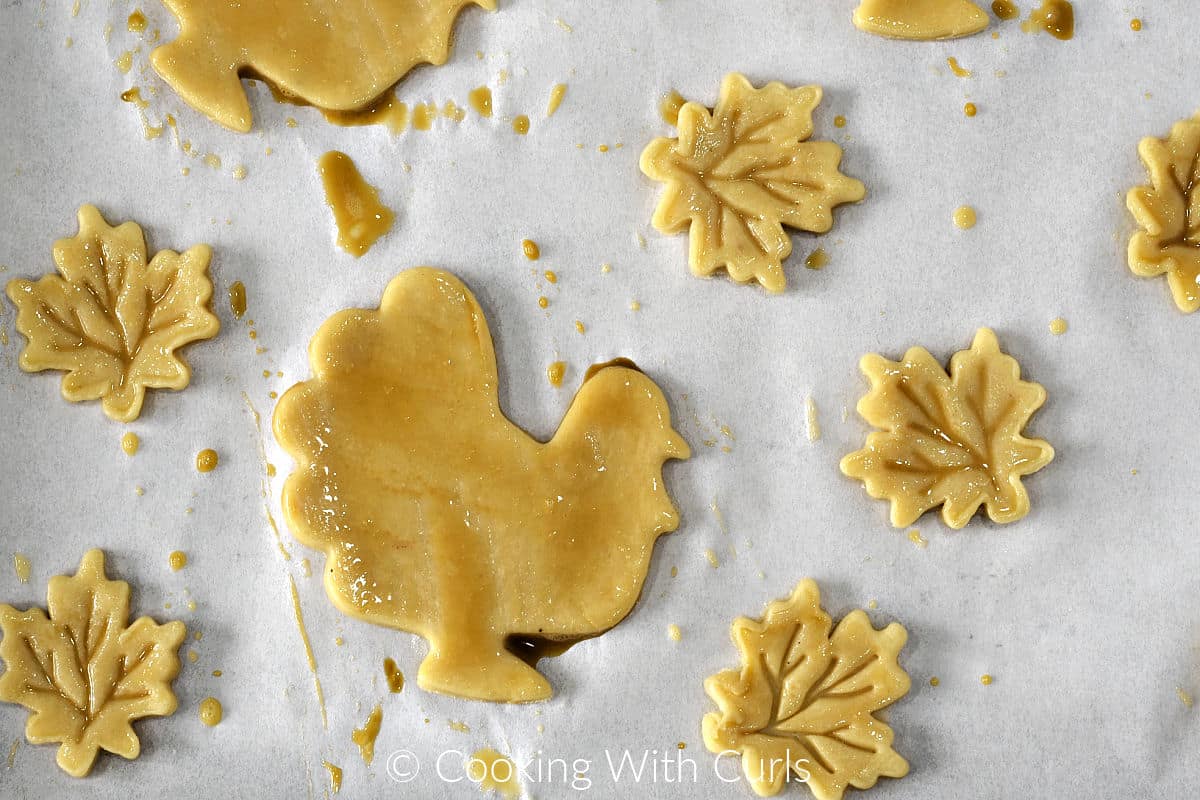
[[273, 268, 690, 702], [853, 0, 989, 40], [150, 0, 495, 132]]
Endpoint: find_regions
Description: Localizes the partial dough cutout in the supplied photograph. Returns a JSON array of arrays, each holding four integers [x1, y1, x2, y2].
[[273, 268, 689, 702], [853, 0, 989, 39], [0, 550, 186, 777], [5, 205, 219, 422], [1126, 114, 1200, 313], [703, 579, 910, 800], [150, 0, 495, 132], [317, 151, 396, 257], [640, 74, 865, 293], [840, 328, 1054, 529]]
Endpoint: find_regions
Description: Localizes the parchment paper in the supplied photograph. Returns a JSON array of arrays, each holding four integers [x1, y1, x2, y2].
[[1, 1, 1198, 797]]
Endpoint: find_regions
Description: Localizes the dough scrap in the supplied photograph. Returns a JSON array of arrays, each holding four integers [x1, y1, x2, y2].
[[840, 328, 1054, 529], [1126, 114, 1200, 313], [150, 0, 495, 132], [853, 0, 989, 40], [317, 151, 396, 257], [640, 74, 865, 293], [5, 205, 219, 422], [0, 550, 186, 777], [273, 268, 690, 702], [703, 579, 910, 800]]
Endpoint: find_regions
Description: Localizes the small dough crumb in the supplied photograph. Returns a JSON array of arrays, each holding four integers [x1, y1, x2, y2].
[[196, 448, 219, 473], [805, 247, 829, 270], [384, 658, 404, 693], [199, 697, 222, 726], [1049, 317, 1068, 335], [352, 705, 383, 765], [322, 761, 343, 794], [546, 83, 568, 117], [1022, 0, 1074, 40], [992, 0, 1019, 20], [946, 56, 972, 78], [805, 396, 821, 442], [12, 554, 30, 583], [469, 86, 493, 118]]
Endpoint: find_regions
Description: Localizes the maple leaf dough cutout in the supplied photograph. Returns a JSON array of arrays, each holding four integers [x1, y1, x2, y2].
[[1126, 114, 1200, 313], [0, 550, 187, 777], [852, 0, 989, 40], [150, 0, 496, 132], [703, 579, 911, 800], [640, 73, 865, 293], [273, 268, 690, 702], [840, 328, 1054, 529], [5, 205, 219, 423]]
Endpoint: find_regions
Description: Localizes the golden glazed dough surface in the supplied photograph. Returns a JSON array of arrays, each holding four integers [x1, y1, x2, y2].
[[317, 151, 396, 258], [853, 0, 989, 40], [273, 268, 689, 702], [640, 74, 865, 293], [0, 551, 186, 777], [1126, 114, 1200, 312], [840, 328, 1054, 529], [150, 0, 495, 132], [703, 580, 910, 800], [4, 205, 219, 423]]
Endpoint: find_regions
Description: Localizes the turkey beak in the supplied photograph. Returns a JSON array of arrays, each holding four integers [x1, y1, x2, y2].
[[663, 429, 691, 460]]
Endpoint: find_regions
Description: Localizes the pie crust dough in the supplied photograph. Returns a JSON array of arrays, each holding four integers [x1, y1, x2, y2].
[[273, 268, 690, 702], [840, 328, 1054, 529], [0, 550, 186, 777], [317, 151, 396, 257], [703, 580, 910, 800], [852, 0, 989, 40], [4, 205, 219, 422], [1126, 114, 1200, 313], [640, 74, 865, 293], [150, 0, 496, 132]]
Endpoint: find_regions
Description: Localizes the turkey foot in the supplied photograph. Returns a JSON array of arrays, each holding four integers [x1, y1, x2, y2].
[[417, 640, 552, 702]]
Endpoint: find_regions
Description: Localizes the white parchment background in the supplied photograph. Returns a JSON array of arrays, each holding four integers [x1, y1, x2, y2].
[[0, 1, 1197, 797]]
